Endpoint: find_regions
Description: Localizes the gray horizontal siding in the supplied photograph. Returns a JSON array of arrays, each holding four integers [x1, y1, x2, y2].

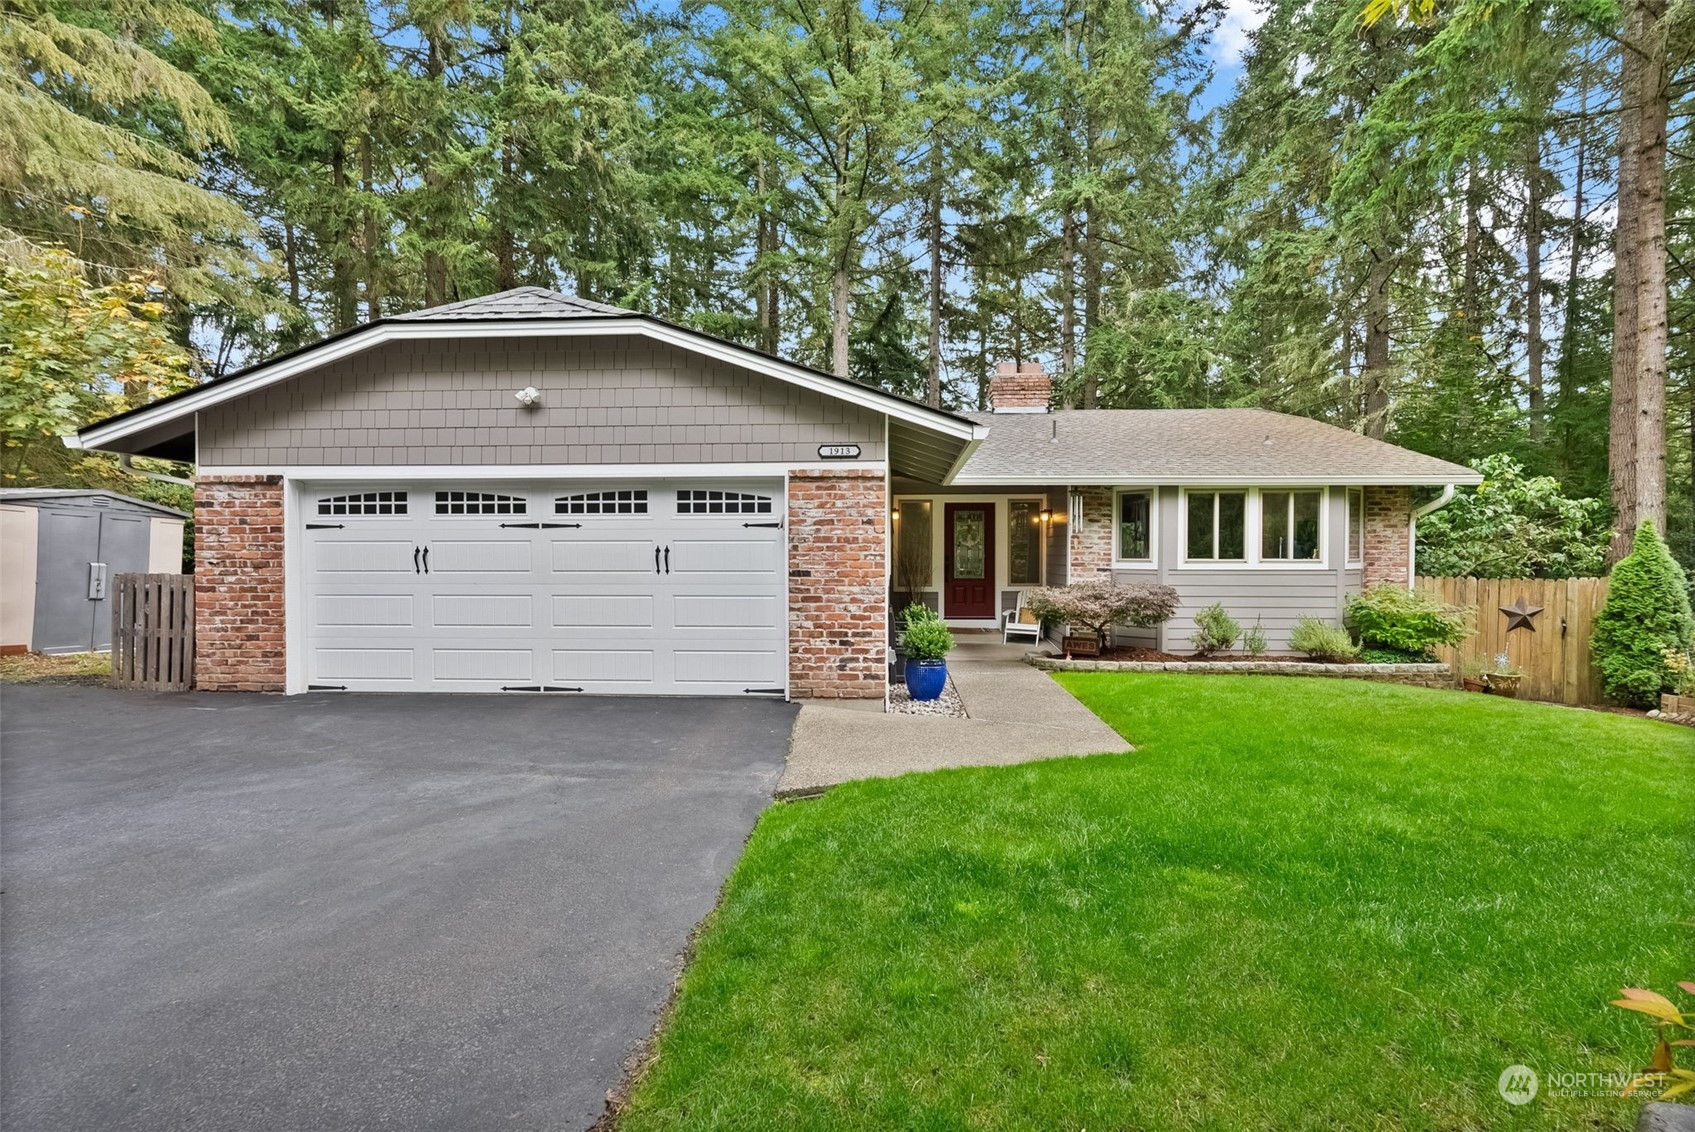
[[199, 335, 885, 468]]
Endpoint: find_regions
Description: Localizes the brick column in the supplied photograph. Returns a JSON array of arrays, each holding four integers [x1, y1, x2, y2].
[[1069, 486, 1114, 579], [1362, 485, 1412, 588], [194, 475, 286, 691], [787, 468, 886, 699]]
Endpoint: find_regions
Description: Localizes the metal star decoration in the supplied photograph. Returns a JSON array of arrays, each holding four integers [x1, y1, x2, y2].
[[1500, 597, 1544, 632]]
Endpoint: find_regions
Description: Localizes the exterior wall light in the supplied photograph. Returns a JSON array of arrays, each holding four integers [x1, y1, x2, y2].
[[514, 386, 541, 407]]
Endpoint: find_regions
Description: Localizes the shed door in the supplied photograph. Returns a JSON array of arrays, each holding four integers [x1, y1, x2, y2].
[[31, 506, 153, 653], [300, 483, 787, 695]]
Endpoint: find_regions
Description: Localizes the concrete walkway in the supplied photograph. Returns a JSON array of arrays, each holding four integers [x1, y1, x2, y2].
[[777, 637, 1131, 795]]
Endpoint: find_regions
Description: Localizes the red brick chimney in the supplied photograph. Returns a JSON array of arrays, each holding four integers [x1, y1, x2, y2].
[[987, 361, 1051, 413]]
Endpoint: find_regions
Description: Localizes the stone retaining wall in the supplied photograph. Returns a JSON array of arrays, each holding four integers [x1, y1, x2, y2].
[[1029, 655, 1452, 689]]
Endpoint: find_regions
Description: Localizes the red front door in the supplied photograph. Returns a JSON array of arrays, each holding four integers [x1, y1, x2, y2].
[[944, 503, 996, 619]]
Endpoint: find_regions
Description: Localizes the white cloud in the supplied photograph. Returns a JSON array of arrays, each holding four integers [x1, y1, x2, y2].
[[1212, 0, 1267, 67]]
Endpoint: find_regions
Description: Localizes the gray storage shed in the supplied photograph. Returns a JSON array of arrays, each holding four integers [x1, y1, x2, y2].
[[1, 490, 188, 655]]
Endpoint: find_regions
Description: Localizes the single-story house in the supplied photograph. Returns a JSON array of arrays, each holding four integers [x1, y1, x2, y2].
[[72, 287, 1481, 699]]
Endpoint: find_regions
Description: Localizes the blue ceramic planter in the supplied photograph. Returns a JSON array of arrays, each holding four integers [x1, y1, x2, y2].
[[904, 658, 947, 701]]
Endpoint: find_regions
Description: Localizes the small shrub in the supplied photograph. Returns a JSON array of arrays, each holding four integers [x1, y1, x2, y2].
[[1243, 620, 1269, 659], [1291, 617, 1360, 662], [901, 601, 938, 626], [1665, 649, 1695, 696], [1592, 520, 1695, 707], [1025, 581, 1180, 649], [1345, 584, 1471, 654], [1190, 603, 1241, 656], [901, 617, 955, 661], [1359, 646, 1429, 665]]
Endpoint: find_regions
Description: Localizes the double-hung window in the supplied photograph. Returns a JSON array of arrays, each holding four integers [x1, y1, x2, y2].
[[1260, 490, 1323, 561], [1186, 491, 1247, 562]]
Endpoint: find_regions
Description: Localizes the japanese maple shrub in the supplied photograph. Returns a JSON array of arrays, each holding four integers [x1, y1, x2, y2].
[[1025, 581, 1179, 652], [1592, 520, 1695, 707]]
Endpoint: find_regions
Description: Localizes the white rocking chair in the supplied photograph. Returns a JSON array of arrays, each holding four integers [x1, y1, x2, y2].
[[1002, 592, 1043, 645]]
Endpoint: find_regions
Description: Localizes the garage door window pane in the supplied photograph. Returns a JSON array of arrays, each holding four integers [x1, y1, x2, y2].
[[317, 491, 407, 516], [677, 489, 773, 515], [435, 491, 526, 515], [556, 490, 648, 515]]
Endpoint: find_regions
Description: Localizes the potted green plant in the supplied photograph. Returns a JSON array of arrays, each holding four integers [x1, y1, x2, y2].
[[891, 602, 934, 679], [1458, 658, 1488, 694], [901, 607, 955, 702], [1485, 651, 1523, 697]]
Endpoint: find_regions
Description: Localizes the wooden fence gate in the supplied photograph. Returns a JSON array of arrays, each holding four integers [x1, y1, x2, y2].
[[1415, 576, 1609, 706], [111, 573, 195, 691]]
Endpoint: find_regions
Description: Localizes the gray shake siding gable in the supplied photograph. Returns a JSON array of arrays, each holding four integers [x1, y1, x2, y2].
[[198, 334, 885, 468]]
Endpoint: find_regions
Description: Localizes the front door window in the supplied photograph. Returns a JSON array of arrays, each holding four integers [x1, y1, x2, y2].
[[953, 509, 985, 578]]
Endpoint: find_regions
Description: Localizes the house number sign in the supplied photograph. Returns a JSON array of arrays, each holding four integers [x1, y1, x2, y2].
[[818, 444, 861, 459]]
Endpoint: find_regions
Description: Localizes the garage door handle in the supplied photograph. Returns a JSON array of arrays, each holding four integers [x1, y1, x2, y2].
[[654, 546, 661, 574], [413, 546, 421, 574], [500, 522, 581, 529], [421, 546, 429, 573], [663, 546, 670, 574]]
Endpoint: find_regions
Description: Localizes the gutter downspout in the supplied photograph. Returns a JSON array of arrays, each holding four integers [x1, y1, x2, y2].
[[1408, 484, 1458, 589]]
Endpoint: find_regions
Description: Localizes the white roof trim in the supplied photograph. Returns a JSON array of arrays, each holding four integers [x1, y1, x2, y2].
[[73, 318, 984, 451], [949, 474, 1484, 487]]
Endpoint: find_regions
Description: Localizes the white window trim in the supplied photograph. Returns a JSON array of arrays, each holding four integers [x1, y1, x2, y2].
[[1346, 487, 1365, 566], [1176, 486, 1329, 570], [1111, 488, 1158, 567]]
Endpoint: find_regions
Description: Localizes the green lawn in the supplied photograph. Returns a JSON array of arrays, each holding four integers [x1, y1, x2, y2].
[[618, 676, 1694, 1131]]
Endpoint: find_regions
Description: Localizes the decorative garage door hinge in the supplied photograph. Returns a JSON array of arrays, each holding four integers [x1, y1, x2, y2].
[[742, 521, 782, 529], [305, 523, 345, 530], [743, 687, 785, 695], [308, 684, 348, 691]]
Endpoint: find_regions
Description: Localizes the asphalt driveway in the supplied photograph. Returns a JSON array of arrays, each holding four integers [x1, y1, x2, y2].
[[1, 685, 796, 1131]]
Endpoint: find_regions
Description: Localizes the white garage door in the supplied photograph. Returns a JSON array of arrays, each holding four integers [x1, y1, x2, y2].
[[300, 481, 787, 695]]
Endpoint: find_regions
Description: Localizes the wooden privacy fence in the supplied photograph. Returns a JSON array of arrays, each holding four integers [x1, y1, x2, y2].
[[1415, 576, 1610, 706], [111, 574, 195, 691]]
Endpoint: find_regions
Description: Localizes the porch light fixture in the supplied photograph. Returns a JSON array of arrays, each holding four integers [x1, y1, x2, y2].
[[514, 386, 541, 408], [1038, 508, 1052, 524]]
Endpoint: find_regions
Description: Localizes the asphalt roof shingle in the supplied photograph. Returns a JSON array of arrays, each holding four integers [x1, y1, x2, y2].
[[954, 409, 1481, 485], [390, 286, 632, 321]]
